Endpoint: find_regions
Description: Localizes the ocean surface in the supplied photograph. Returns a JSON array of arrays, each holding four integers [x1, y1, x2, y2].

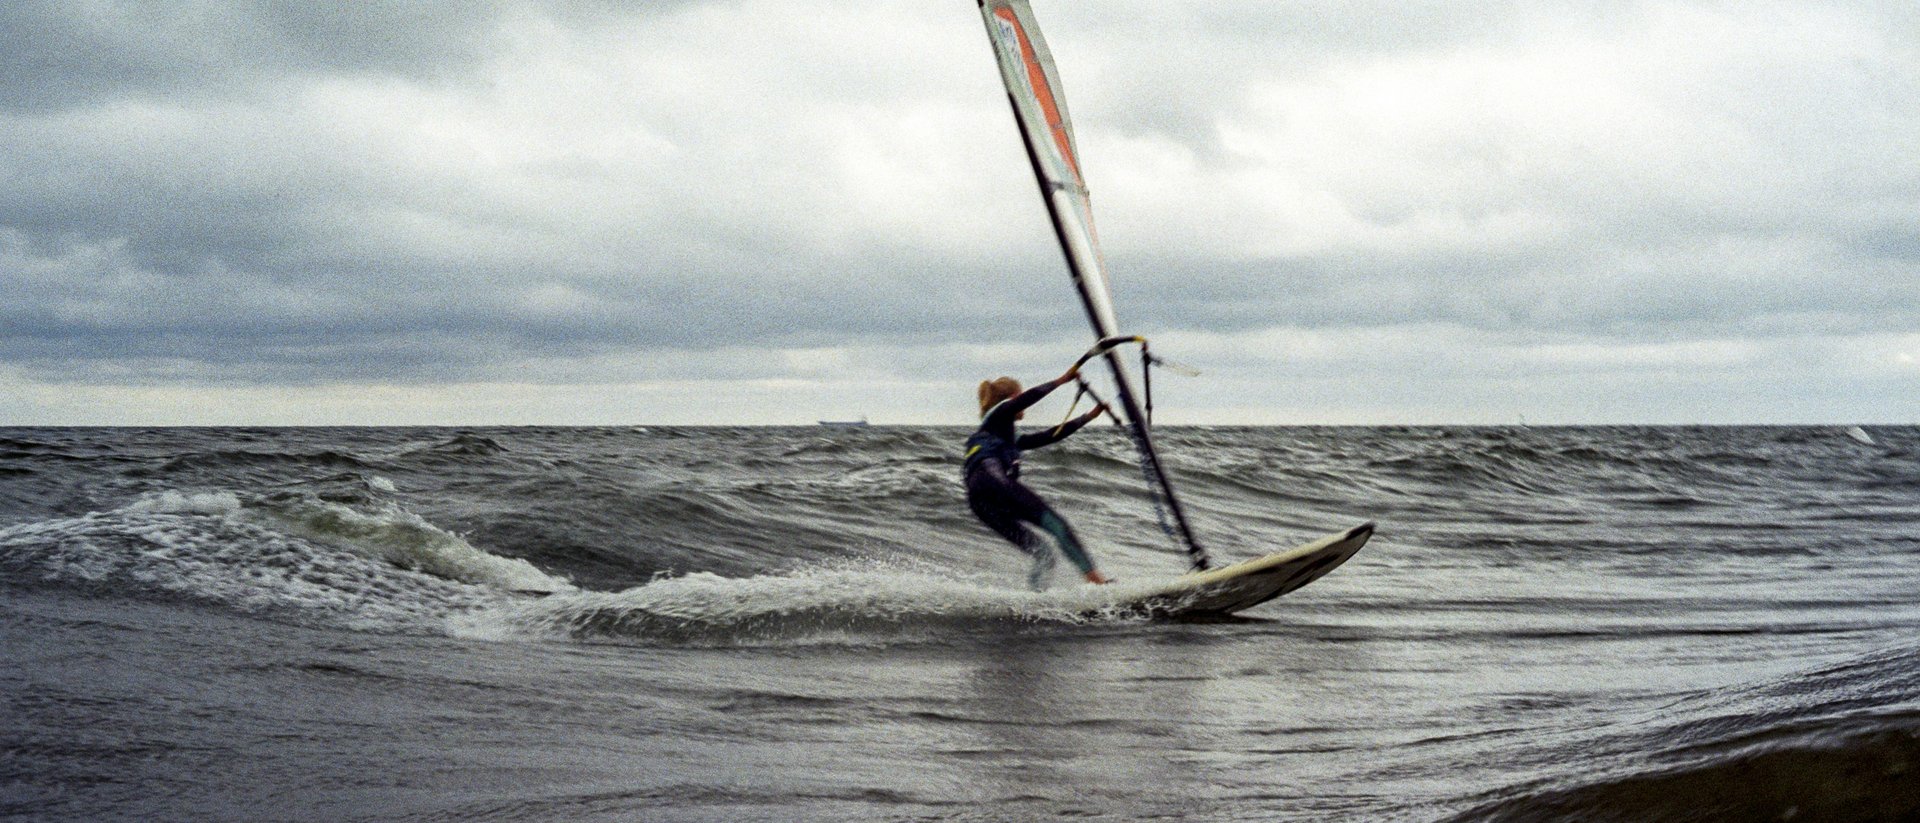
[[3, 424, 1918, 822]]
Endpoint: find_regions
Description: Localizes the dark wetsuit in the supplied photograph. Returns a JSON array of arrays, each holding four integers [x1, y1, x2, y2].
[[963, 378, 1099, 590]]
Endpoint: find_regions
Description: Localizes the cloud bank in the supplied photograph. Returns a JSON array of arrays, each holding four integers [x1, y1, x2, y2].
[[2, 0, 1915, 423]]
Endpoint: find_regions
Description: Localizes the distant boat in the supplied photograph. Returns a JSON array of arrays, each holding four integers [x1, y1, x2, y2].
[[817, 417, 870, 428], [1844, 426, 1876, 445]]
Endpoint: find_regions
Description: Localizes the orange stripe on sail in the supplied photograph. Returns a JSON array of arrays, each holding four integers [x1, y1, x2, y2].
[[994, 7, 1081, 182]]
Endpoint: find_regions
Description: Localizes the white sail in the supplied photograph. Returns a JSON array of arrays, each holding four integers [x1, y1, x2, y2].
[[977, 0, 1122, 337]]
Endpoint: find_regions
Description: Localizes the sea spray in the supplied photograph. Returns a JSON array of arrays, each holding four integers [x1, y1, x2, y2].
[[451, 559, 1165, 647]]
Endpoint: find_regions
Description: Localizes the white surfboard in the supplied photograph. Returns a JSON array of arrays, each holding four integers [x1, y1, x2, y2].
[[1122, 523, 1373, 617]]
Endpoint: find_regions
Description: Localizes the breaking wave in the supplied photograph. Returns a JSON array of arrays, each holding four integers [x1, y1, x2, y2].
[[1, 486, 1170, 647], [0, 488, 570, 632]]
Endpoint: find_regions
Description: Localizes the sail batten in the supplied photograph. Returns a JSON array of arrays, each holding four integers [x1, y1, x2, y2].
[[976, 0, 1210, 569]]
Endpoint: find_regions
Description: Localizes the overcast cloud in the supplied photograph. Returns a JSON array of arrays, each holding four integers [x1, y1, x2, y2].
[[2, 0, 1915, 424]]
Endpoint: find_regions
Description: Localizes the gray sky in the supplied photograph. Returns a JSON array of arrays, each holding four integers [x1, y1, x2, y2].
[[2, 0, 1915, 425]]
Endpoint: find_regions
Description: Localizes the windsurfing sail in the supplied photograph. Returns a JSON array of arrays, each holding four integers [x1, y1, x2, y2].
[[975, 0, 1211, 570]]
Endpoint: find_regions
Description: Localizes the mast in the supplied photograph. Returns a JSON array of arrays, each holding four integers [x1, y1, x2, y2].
[[975, 0, 1210, 570]]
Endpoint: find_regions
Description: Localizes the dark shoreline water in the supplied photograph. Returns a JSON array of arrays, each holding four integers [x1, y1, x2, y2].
[[4, 425, 1918, 821]]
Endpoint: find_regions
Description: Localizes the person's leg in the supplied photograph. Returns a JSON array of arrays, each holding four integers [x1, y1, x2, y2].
[[970, 494, 1057, 590], [968, 465, 1060, 591], [992, 475, 1096, 582], [1032, 509, 1094, 578]]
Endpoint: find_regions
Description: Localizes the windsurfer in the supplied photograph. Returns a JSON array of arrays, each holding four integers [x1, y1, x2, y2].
[[963, 367, 1112, 590]]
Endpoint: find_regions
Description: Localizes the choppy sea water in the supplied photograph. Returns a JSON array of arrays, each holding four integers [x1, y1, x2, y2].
[[3, 425, 1918, 822]]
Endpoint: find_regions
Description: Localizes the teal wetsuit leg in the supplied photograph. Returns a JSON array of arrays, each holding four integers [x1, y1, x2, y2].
[[1036, 511, 1094, 577]]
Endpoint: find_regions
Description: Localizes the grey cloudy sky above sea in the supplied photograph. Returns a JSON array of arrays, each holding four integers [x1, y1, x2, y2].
[[2, 1, 1915, 425]]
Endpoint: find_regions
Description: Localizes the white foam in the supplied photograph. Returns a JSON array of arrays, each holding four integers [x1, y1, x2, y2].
[[451, 560, 1159, 646], [124, 490, 243, 516], [2, 486, 574, 636], [0, 503, 498, 630], [7, 490, 1158, 647], [249, 496, 572, 595], [117, 487, 571, 594]]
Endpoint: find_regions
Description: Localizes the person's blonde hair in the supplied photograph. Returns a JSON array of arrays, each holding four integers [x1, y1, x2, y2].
[[977, 377, 1022, 416]]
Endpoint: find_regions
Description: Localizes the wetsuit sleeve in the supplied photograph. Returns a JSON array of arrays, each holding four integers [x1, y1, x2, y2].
[[981, 377, 1067, 434], [1014, 411, 1093, 450]]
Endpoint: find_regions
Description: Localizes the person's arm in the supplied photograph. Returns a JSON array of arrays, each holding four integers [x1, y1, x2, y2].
[[981, 372, 1075, 430], [1014, 403, 1107, 450]]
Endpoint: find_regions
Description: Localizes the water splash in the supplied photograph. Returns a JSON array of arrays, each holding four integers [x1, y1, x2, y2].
[[453, 560, 1164, 647]]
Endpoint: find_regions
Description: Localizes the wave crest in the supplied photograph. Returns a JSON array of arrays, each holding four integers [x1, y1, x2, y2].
[[0, 487, 571, 631]]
